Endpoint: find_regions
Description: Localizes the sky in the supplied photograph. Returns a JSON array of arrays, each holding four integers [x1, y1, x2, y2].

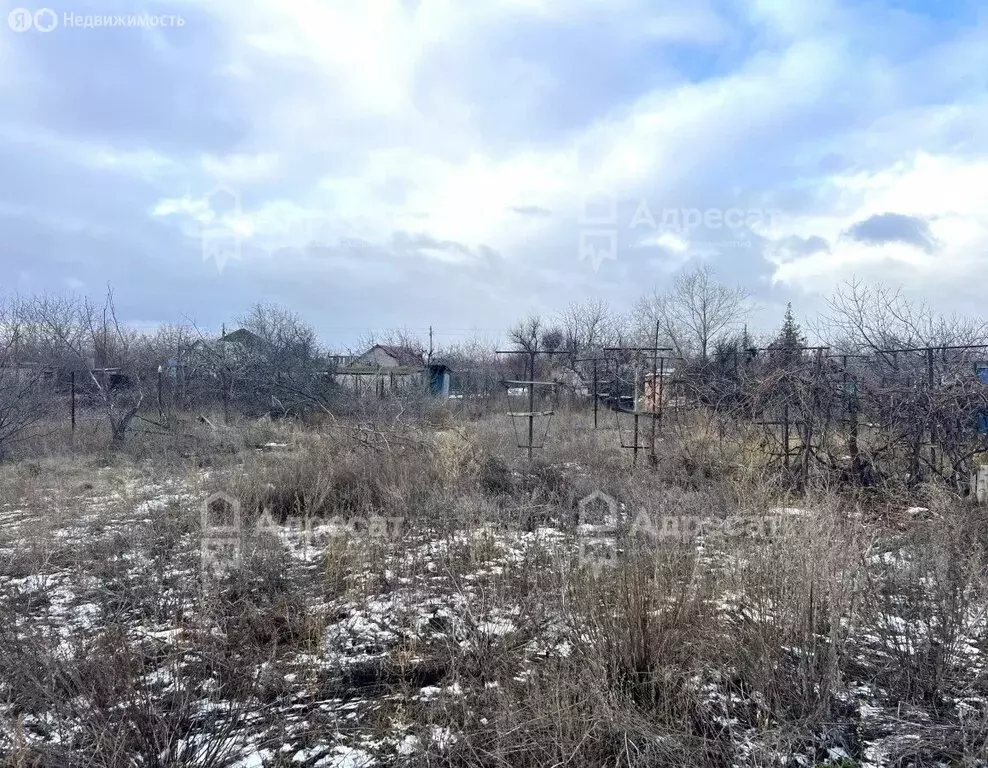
[[1, 0, 987, 349]]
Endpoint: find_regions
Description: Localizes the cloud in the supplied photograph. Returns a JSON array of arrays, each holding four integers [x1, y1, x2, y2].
[[842, 212, 937, 252], [2, 0, 988, 342], [765, 152, 988, 320]]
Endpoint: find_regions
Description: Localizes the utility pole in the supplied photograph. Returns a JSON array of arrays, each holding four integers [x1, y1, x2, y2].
[[176, 339, 184, 411], [927, 347, 938, 477], [12, 326, 19, 383], [575, 355, 604, 429], [632, 353, 640, 466]]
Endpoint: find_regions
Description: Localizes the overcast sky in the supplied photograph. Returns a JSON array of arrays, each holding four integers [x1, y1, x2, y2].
[[2, 0, 987, 348]]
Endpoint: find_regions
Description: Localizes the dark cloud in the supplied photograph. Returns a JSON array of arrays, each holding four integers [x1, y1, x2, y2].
[[842, 213, 938, 252]]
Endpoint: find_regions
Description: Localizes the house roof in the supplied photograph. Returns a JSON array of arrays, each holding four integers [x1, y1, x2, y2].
[[340, 365, 422, 376], [221, 328, 266, 348], [367, 344, 424, 368]]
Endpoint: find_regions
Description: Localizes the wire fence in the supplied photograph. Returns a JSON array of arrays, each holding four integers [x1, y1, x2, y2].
[[584, 343, 988, 492], [8, 338, 988, 497]]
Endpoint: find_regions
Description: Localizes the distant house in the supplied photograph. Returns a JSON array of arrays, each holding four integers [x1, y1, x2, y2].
[[188, 328, 267, 361], [336, 344, 452, 398], [219, 328, 267, 351], [355, 344, 424, 369], [5, 359, 131, 392], [553, 368, 587, 395], [8, 360, 57, 380], [181, 328, 270, 393]]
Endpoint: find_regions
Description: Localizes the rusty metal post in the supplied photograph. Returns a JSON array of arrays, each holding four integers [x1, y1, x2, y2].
[[528, 350, 536, 461], [592, 358, 599, 429]]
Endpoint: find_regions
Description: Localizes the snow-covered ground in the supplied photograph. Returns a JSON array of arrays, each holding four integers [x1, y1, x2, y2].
[[1, 467, 986, 766]]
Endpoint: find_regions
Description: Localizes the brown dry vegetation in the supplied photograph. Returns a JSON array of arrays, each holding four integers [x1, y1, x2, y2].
[[0, 402, 986, 767]]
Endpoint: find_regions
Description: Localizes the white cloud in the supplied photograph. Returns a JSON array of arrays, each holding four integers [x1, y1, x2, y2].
[[158, 20, 850, 267], [768, 152, 988, 296], [0, 125, 177, 179], [201, 153, 281, 183], [5, 0, 988, 335], [145, 0, 988, 327], [635, 232, 689, 253]]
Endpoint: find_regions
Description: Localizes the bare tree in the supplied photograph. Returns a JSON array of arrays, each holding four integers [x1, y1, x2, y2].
[[436, 333, 499, 398], [354, 328, 427, 359], [541, 327, 564, 353], [558, 299, 618, 354], [818, 279, 988, 356], [0, 300, 51, 455], [25, 289, 146, 444], [508, 315, 543, 355], [230, 303, 331, 417], [183, 307, 330, 420], [238, 303, 320, 370], [546, 300, 619, 391], [145, 323, 196, 415], [816, 280, 988, 489], [439, 333, 498, 365], [636, 265, 751, 359]]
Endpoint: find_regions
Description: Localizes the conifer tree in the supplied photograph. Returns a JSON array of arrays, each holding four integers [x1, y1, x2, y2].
[[770, 303, 806, 366]]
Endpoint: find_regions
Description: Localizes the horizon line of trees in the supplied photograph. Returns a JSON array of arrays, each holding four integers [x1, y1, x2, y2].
[[2, 268, 987, 493]]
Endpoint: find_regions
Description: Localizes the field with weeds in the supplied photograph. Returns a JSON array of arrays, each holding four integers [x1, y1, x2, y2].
[[1, 406, 987, 767]]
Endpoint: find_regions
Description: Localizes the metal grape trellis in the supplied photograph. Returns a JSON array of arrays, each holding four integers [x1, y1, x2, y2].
[[682, 341, 988, 492], [495, 348, 565, 460], [497, 336, 988, 493], [602, 323, 675, 466]]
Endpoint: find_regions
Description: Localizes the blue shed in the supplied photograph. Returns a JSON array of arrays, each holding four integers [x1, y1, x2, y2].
[[428, 364, 451, 397]]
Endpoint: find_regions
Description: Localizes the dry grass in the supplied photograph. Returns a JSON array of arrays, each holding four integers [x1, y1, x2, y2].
[[0, 407, 986, 766]]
